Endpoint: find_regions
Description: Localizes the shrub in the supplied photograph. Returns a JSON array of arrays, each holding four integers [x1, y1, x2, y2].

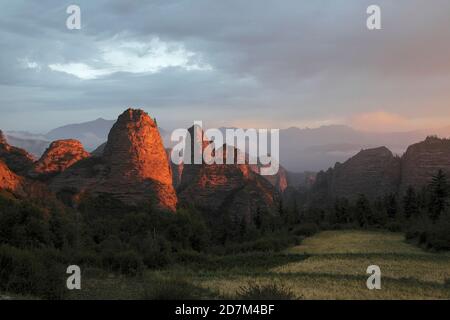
[[102, 250, 144, 276], [386, 221, 402, 232], [293, 223, 319, 237], [426, 219, 450, 250], [224, 235, 298, 254], [142, 275, 215, 300], [406, 214, 450, 250], [0, 245, 66, 299], [236, 282, 299, 300]]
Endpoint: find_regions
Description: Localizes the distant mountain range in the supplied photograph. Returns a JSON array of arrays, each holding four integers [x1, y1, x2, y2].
[[1, 109, 450, 220], [45, 118, 116, 150], [4, 119, 450, 173], [311, 136, 450, 202], [279, 125, 426, 172]]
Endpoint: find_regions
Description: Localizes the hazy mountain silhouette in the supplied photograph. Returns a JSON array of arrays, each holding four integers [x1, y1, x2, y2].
[[5, 134, 50, 157], [278, 125, 448, 172], [45, 118, 116, 151], [5, 119, 450, 173]]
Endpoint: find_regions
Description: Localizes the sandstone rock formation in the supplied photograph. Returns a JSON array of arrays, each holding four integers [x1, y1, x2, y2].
[[50, 109, 177, 211], [251, 164, 289, 193], [314, 146, 401, 200], [400, 137, 450, 193], [91, 142, 106, 157], [166, 148, 184, 189], [177, 126, 280, 222], [29, 139, 90, 179], [0, 130, 35, 175], [0, 159, 24, 195]]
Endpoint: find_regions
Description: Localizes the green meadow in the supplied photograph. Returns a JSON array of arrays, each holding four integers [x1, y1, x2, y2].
[[69, 230, 450, 300]]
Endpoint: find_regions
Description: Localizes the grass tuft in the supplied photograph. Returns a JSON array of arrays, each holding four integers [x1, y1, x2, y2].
[[236, 281, 300, 300]]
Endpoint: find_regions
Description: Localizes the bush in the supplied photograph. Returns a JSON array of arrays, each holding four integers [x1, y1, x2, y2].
[[444, 279, 450, 289], [102, 250, 144, 276], [426, 220, 450, 250], [0, 245, 66, 299], [293, 223, 319, 237], [223, 235, 299, 254], [142, 275, 215, 300], [236, 282, 300, 300], [140, 235, 174, 268], [386, 221, 402, 232]]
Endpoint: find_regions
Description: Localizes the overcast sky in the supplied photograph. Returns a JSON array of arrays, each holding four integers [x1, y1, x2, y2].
[[1, 0, 450, 133]]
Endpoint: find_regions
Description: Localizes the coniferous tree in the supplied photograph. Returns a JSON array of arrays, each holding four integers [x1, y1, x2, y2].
[[239, 216, 248, 239], [254, 207, 262, 229], [384, 193, 398, 219], [278, 199, 285, 220], [403, 186, 419, 219], [354, 194, 371, 227], [428, 169, 449, 221], [334, 198, 350, 224]]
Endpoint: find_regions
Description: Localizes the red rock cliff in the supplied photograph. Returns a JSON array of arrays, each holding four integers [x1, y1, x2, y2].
[[50, 109, 177, 211], [29, 139, 90, 179], [0, 159, 24, 194], [177, 126, 279, 222], [0, 130, 35, 175]]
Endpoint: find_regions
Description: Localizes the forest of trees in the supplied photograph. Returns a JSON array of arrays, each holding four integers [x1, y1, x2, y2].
[[286, 169, 450, 251], [0, 169, 449, 299], [0, 188, 299, 298]]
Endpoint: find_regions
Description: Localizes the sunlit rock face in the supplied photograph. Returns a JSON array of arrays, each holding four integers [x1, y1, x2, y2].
[[50, 109, 178, 211], [177, 126, 280, 223], [0, 159, 24, 194], [251, 163, 289, 193], [0, 130, 36, 175], [29, 139, 90, 179]]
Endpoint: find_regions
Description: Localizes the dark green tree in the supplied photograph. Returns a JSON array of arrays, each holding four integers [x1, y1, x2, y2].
[[428, 169, 449, 221], [354, 194, 372, 227], [384, 193, 398, 219], [403, 186, 419, 219], [334, 198, 350, 224]]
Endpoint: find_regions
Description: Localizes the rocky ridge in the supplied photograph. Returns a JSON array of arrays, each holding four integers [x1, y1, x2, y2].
[[50, 109, 178, 211], [29, 139, 90, 179]]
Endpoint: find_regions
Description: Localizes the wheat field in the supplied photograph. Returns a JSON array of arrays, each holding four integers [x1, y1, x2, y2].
[[66, 230, 450, 300], [194, 230, 450, 299]]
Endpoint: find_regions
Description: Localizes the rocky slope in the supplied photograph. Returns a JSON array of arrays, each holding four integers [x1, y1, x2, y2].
[[177, 126, 280, 222], [0, 158, 56, 203], [0, 130, 36, 175], [249, 163, 289, 193], [29, 139, 90, 179], [310, 137, 450, 201], [166, 148, 183, 189], [50, 109, 177, 211], [0, 159, 24, 195], [400, 136, 450, 193], [313, 146, 401, 200]]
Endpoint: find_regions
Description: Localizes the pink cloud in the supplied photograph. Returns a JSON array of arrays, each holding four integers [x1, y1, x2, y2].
[[349, 111, 450, 133]]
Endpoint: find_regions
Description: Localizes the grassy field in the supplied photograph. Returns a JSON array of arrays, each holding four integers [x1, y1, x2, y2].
[[67, 230, 450, 300]]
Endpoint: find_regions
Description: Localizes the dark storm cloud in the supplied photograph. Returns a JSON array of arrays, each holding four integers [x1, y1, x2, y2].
[[1, 0, 450, 132]]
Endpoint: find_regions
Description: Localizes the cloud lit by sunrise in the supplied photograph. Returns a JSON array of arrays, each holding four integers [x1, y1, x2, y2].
[[348, 111, 450, 133]]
